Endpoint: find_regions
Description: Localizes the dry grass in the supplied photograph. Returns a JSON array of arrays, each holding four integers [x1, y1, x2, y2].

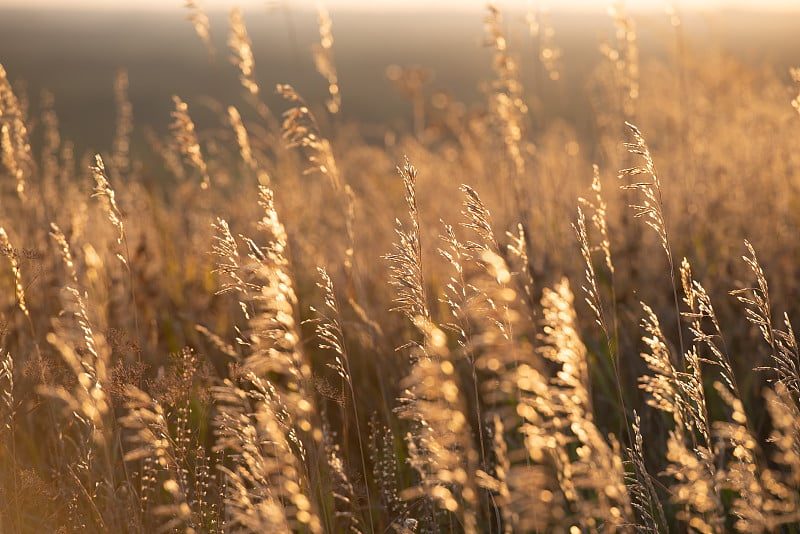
[[1, 4, 800, 533]]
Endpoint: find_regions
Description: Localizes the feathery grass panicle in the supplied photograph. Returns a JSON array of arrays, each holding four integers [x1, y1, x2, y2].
[[91, 155, 126, 261], [600, 1, 639, 119], [275, 82, 356, 285], [455, 184, 530, 385], [624, 412, 667, 533], [525, 4, 562, 81], [43, 224, 128, 532], [277, 83, 342, 191], [227, 105, 271, 184], [685, 345, 714, 446], [311, 268, 348, 379], [0, 121, 15, 181], [468, 254, 523, 403], [504, 223, 537, 319], [1, 351, 12, 431], [460, 184, 498, 253], [580, 164, 613, 275], [227, 9, 277, 125], [313, 6, 341, 115], [46, 224, 112, 445], [438, 223, 475, 340], [460, 243, 533, 528], [90, 153, 141, 346], [212, 378, 292, 533], [661, 430, 722, 533], [731, 240, 800, 397], [0, 64, 31, 200], [342, 183, 357, 282], [539, 280, 591, 407], [395, 316, 480, 534], [211, 188, 321, 533], [731, 241, 774, 349], [773, 313, 800, 395], [386, 158, 429, 327], [484, 4, 528, 179], [228, 8, 259, 97], [0, 228, 29, 318], [619, 122, 668, 254], [680, 258, 737, 393], [211, 218, 249, 299], [238, 186, 315, 413], [257, 186, 290, 268], [576, 165, 617, 359], [620, 121, 685, 362], [227, 106, 255, 170], [575, 207, 606, 338], [711, 381, 800, 532], [213, 374, 322, 534], [712, 383, 762, 513], [765, 382, 800, 481], [437, 221, 494, 489], [575, 196, 630, 449], [665, 262, 722, 448], [537, 279, 632, 530], [184, 1, 215, 61], [638, 301, 723, 531], [322, 426, 365, 534], [637, 302, 684, 422], [119, 386, 195, 532], [170, 95, 210, 189], [309, 267, 374, 530], [484, 4, 530, 229]]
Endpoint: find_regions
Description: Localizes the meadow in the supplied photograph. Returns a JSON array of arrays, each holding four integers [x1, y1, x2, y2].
[[1, 2, 800, 532]]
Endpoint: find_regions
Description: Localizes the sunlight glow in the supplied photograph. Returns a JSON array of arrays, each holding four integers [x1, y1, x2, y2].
[[3, 0, 800, 12]]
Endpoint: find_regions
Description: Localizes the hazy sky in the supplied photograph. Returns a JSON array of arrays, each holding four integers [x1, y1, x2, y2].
[[4, 0, 800, 11]]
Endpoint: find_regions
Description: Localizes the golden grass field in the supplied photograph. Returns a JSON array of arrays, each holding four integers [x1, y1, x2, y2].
[[1, 2, 800, 532]]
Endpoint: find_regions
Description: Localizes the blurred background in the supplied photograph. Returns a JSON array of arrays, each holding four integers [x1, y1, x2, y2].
[[2, 1, 800, 154]]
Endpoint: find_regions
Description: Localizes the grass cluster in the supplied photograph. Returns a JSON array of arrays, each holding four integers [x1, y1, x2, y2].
[[1, 3, 800, 532]]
